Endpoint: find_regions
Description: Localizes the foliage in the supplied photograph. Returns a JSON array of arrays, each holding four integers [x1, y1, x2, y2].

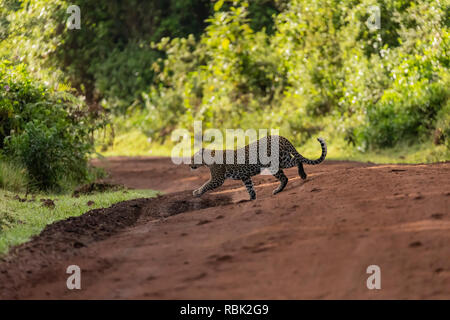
[[0, 0, 213, 110], [144, 0, 449, 152], [360, 81, 449, 148], [147, 2, 286, 141], [1, 0, 284, 112], [1, 0, 449, 166]]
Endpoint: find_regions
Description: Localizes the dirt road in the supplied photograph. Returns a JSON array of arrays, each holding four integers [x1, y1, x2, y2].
[[0, 157, 449, 299]]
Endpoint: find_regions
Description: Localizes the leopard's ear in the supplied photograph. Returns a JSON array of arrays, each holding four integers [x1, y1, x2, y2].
[[195, 147, 204, 155]]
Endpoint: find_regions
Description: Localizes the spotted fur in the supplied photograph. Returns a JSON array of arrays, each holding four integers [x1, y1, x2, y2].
[[190, 136, 327, 200]]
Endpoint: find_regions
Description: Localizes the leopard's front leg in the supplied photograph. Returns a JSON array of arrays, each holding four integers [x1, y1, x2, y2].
[[193, 166, 225, 197], [242, 177, 256, 200]]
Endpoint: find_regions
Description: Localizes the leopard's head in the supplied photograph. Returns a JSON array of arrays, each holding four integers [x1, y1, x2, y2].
[[190, 148, 205, 170]]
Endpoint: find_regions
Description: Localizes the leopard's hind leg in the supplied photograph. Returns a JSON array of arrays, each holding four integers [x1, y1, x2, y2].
[[272, 169, 288, 195], [280, 151, 307, 180], [297, 160, 307, 180]]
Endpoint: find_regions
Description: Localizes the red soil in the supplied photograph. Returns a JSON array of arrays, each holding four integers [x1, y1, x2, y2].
[[0, 158, 449, 299]]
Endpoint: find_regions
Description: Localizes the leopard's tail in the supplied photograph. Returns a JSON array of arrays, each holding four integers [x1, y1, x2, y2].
[[291, 137, 327, 165]]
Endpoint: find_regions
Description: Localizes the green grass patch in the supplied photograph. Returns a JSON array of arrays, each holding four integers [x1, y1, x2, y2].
[[96, 129, 174, 157], [0, 188, 159, 255], [0, 160, 28, 193], [299, 135, 450, 164]]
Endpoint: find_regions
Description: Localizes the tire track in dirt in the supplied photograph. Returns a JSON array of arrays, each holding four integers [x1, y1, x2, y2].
[[0, 158, 449, 299]]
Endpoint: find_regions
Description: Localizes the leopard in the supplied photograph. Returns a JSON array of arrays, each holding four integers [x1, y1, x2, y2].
[[189, 135, 327, 200]]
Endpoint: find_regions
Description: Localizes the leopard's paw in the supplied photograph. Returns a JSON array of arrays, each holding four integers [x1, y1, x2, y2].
[[193, 189, 202, 197]]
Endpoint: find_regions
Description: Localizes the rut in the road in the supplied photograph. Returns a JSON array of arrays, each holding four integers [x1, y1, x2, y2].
[[0, 191, 232, 298]]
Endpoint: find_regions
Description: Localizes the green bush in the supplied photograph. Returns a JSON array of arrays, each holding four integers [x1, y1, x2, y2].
[[361, 82, 449, 148], [0, 62, 97, 191], [5, 122, 84, 190], [94, 43, 159, 114]]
